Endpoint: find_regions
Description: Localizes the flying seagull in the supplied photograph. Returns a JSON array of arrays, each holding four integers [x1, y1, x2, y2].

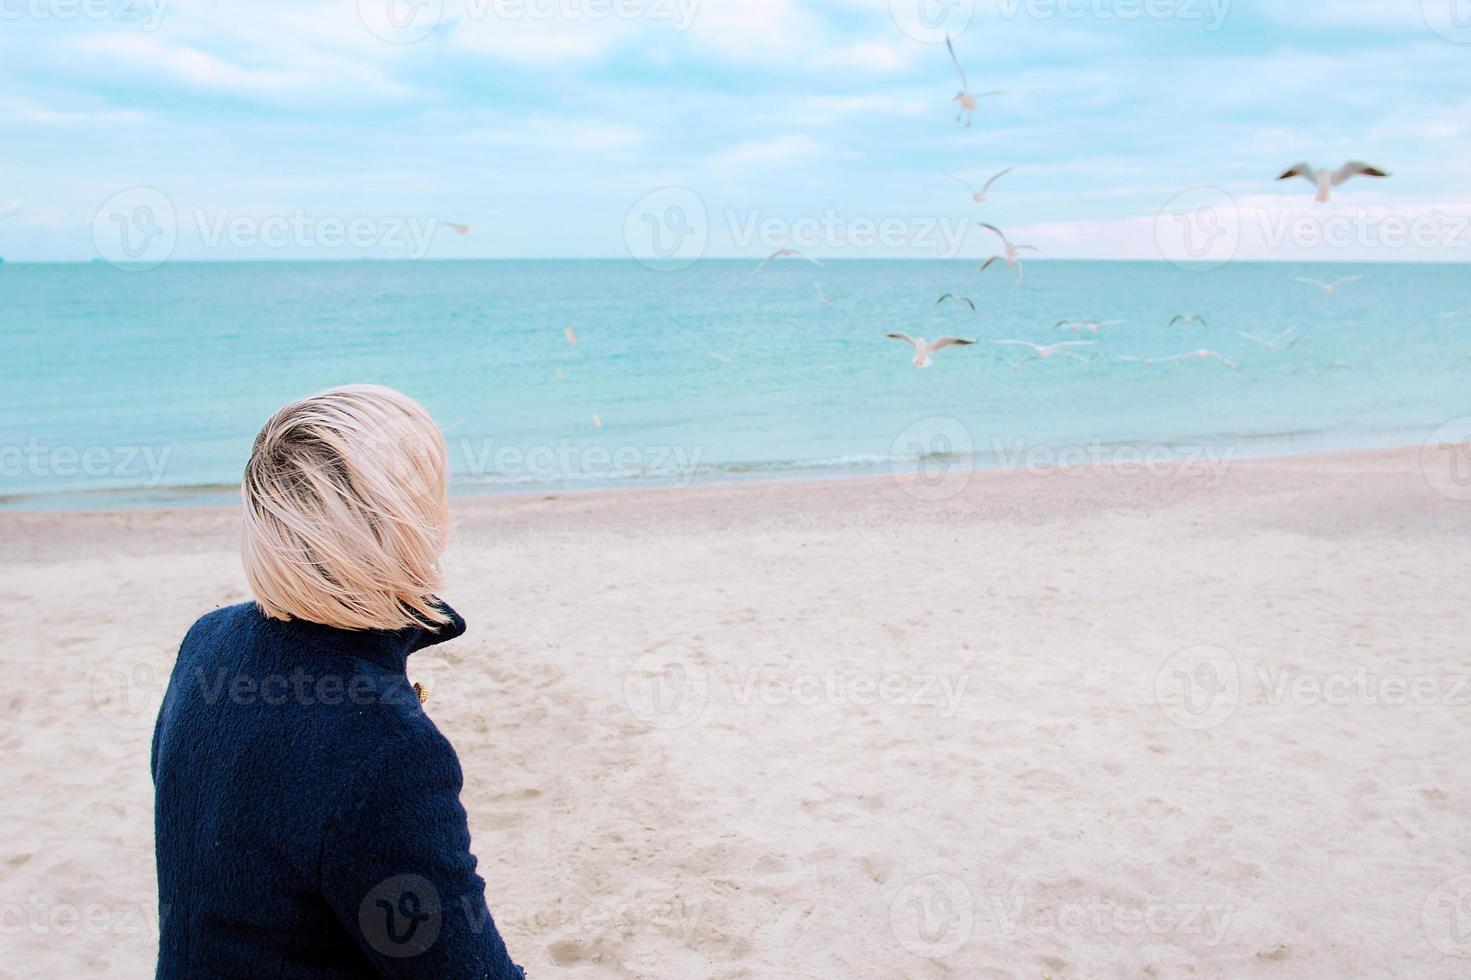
[[1236, 328, 1304, 351], [946, 35, 1002, 128], [1278, 161, 1389, 203], [1159, 349, 1238, 369], [978, 223, 1037, 284], [1054, 318, 1125, 335], [813, 279, 831, 306], [1169, 315, 1208, 328], [994, 339, 1096, 362], [1295, 275, 1361, 295], [755, 247, 823, 273], [937, 293, 977, 311], [886, 333, 976, 368], [944, 167, 1015, 203]]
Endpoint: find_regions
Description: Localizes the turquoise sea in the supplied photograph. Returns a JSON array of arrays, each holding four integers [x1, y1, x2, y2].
[[1, 259, 1468, 509]]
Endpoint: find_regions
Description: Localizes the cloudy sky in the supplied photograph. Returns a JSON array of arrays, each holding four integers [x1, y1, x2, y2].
[[2, 0, 1469, 262]]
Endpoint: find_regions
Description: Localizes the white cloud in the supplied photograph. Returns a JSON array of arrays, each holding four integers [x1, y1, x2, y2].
[[71, 27, 409, 101], [0, 96, 149, 127]]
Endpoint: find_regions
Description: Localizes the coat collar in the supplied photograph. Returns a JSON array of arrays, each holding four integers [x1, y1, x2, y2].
[[266, 601, 466, 674]]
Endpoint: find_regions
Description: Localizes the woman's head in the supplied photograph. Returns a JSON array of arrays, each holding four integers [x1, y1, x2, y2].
[[242, 384, 451, 631]]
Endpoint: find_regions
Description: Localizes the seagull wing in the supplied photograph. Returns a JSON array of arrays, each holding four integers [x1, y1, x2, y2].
[[978, 222, 1009, 246], [886, 332, 919, 349], [979, 257, 1001, 272], [1278, 162, 1317, 183], [946, 35, 968, 90], [982, 166, 1015, 193], [995, 340, 1042, 352], [944, 173, 974, 193], [754, 252, 777, 273], [1295, 277, 1327, 288], [930, 337, 976, 353], [1333, 161, 1390, 185]]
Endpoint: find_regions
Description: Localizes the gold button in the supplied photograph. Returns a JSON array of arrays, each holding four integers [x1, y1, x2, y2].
[[413, 682, 430, 705]]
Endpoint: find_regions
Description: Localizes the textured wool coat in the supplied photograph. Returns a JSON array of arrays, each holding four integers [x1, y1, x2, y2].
[[151, 601, 525, 978]]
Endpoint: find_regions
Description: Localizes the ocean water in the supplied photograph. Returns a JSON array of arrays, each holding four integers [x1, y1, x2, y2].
[[1, 259, 1468, 509]]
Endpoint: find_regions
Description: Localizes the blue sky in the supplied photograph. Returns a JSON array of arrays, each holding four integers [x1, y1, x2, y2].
[[2, 0, 1469, 262]]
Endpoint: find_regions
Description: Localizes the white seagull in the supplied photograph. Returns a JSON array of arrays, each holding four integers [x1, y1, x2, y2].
[[1295, 275, 1360, 296], [754, 247, 823, 273], [813, 279, 831, 306], [1168, 315, 1208, 328], [946, 35, 1002, 128], [944, 167, 1015, 203], [994, 339, 1097, 362], [1278, 161, 1390, 203], [1158, 349, 1238, 369], [978, 223, 1037, 284], [886, 333, 976, 368], [1236, 328, 1304, 351], [937, 293, 977, 311], [1054, 318, 1125, 335]]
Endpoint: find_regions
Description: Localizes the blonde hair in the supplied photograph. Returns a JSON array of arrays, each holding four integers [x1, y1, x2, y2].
[[242, 384, 451, 631]]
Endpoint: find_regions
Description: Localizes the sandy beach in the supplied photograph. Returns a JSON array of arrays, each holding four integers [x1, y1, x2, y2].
[[2, 447, 1469, 978]]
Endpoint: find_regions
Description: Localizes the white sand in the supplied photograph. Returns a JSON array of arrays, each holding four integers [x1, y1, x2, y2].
[[2, 448, 1470, 978]]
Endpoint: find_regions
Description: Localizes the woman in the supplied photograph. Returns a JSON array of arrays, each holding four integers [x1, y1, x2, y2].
[[151, 385, 525, 978]]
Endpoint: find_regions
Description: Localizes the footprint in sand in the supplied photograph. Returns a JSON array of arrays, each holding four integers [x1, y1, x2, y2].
[[546, 937, 610, 967]]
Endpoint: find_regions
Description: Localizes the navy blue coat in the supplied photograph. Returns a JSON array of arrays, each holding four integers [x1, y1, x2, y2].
[[151, 601, 525, 978]]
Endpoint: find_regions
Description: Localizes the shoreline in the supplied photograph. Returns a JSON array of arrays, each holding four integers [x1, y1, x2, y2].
[[0, 431, 1440, 516]]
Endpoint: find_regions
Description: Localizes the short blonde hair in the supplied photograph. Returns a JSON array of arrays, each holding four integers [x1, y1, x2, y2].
[[242, 384, 451, 631]]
